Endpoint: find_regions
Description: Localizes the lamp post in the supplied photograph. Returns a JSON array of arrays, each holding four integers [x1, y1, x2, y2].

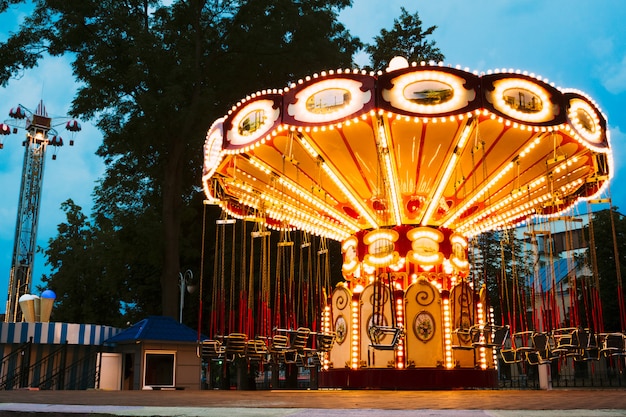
[[179, 270, 196, 323]]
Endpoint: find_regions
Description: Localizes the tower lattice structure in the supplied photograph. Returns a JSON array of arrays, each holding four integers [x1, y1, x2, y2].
[[1, 101, 80, 322]]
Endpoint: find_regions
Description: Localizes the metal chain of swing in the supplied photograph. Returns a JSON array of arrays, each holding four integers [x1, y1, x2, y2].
[[586, 202, 604, 332], [499, 232, 513, 332], [511, 228, 527, 333], [212, 217, 226, 337], [239, 219, 248, 335], [563, 215, 580, 328], [261, 225, 271, 336], [198, 202, 207, 340], [449, 120, 480, 333], [297, 231, 312, 328], [370, 117, 398, 331], [273, 135, 298, 330], [248, 216, 271, 337], [315, 237, 331, 332], [276, 228, 295, 329], [229, 219, 236, 333], [607, 195, 626, 331], [246, 220, 256, 337]]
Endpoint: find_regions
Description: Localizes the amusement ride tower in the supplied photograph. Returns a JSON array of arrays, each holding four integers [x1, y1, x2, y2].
[[1, 101, 81, 322]]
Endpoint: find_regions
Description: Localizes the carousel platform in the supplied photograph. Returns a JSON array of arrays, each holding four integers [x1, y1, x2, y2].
[[318, 367, 498, 390]]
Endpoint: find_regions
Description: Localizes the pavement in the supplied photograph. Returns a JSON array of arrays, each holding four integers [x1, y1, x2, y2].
[[1, 389, 626, 417]]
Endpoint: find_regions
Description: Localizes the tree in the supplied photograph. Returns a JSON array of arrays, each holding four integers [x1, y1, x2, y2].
[[0, 0, 361, 321], [365, 7, 444, 71], [38, 200, 125, 326], [219, 0, 360, 101]]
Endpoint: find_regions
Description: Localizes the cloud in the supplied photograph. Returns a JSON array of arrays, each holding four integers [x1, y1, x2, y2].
[[597, 54, 626, 94]]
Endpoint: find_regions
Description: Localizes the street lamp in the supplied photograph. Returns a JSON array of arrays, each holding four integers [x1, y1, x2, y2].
[[179, 270, 196, 323]]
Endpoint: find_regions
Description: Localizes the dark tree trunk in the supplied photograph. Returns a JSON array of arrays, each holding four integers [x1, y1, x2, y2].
[[161, 135, 185, 318]]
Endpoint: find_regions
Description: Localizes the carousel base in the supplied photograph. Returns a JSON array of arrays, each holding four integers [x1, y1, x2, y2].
[[318, 367, 498, 390]]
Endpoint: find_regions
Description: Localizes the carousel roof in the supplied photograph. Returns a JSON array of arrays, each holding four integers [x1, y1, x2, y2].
[[202, 57, 611, 241]]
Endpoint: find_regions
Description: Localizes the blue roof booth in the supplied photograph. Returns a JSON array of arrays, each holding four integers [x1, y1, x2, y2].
[[104, 316, 206, 390]]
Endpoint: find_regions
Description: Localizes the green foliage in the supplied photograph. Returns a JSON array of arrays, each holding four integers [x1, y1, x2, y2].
[[2, 0, 362, 324], [218, 0, 361, 104], [38, 200, 126, 326], [365, 7, 444, 71]]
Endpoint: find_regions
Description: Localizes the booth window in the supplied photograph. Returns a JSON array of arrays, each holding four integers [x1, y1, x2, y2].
[[143, 351, 176, 388]]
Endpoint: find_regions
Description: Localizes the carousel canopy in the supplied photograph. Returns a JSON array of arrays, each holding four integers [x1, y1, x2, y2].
[[202, 57, 611, 241]]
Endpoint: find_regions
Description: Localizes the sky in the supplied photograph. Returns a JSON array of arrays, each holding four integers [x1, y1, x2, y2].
[[1, 0, 626, 314]]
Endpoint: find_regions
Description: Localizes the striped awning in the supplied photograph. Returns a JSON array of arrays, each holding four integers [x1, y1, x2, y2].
[[0, 322, 121, 345]]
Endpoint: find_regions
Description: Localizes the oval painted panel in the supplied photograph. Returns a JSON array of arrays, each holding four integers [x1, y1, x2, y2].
[[369, 239, 395, 256], [286, 77, 373, 124], [238, 109, 266, 136], [501, 87, 543, 114], [403, 80, 454, 105], [381, 70, 476, 114], [575, 107, 596, 135], [306, 88, 352, 114], [335, 315, 347, 345], [227, 98, 281, 148], [413, 237, 439, 254], [567, 98, 604, 146]]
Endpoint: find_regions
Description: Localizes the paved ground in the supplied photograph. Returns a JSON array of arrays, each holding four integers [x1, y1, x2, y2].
[[1, 389, 626, 416]]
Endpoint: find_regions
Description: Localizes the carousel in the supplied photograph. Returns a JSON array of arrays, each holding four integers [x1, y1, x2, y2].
[[200, 57, 615, 389]]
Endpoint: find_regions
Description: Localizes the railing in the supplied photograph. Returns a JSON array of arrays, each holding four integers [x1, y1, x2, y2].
[[0, 338, 33, 390], [25, 342, 68, 390], [1, 341, 103, 390], [499, 357, 626, 389], [31, 345, 102, 390]]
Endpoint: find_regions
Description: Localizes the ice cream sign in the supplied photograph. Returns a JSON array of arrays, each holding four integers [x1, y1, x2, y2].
[[18, 289, 56, 322]]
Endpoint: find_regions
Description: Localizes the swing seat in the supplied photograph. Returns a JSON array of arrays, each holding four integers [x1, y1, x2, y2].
[[504, 331, 535, 363], [528, 332, 553, 365], [499, 330, 523, 363], [571, 328, 599, 361], [246, 338, 269, 364], [303, 332, 336, 369], [500, 348, 522, 364], [224, 333, 248, 362], [550, 327, 578, 357], [600, 333, 626, 357], [269, 328, 311, 365], [471, 325, 510, 349], [367, 326, 403, 368], [368, 326, 403, 350], [511, 331, 535, 353], [316, 332, 336, 352], [199, 340, 225, 362], [284, 327, 311, 365], [268, 334, 290, 364], [451, 327, 474, 350]]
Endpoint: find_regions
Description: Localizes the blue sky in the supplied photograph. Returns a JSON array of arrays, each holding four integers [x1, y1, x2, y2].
[[1, 1, 625, 313]]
